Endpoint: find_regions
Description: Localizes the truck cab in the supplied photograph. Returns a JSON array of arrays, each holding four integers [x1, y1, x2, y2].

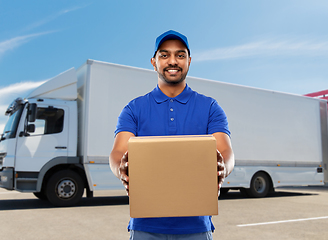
[[0, 68, 87, 206]]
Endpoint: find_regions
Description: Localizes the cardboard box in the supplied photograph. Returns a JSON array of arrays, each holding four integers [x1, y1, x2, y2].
[[128, 135, 218, 218]]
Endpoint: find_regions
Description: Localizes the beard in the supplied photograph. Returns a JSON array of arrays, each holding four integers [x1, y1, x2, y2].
[[157, 66, 188, 85]]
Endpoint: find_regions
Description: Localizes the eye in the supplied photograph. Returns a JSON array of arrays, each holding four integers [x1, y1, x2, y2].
[[177, 54, 186, 59], [159, 54, 168, 58]]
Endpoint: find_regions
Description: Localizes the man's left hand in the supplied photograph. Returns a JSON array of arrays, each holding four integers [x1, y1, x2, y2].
[[217, 149, 226, 196]]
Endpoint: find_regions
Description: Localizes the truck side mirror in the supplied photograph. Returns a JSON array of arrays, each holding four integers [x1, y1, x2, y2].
[[28, 103, 37, 123], [27, 124, 35, 133]]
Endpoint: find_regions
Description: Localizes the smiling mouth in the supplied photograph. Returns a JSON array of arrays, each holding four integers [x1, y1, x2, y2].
[[165, 68, 181, 74]]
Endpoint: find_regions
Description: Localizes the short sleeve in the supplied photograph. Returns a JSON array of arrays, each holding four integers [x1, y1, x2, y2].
[[114, 103, 137, 136], [207, 100, 231, 137]]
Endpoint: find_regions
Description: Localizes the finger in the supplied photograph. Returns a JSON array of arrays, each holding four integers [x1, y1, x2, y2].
[[121, 161, 129, 170], [122, 152, 128, 163], [218, 170, 225, 177], [119, 151, 130, 195], [120, 175, 129, 182], [121, 180, 129, 196], [218, 183, 222, 197], [122, 151, 129, 160], [119, 164, 129, 177], [218, 176, 225, 185], [119, 164, 129, 182], [122, 178, 129, 186], [217, 163, 225, 176], [216, 149, 223, 162], [218, 178, 225, 194], [119, 153, 129, 173], [217, 160, 225, 169]]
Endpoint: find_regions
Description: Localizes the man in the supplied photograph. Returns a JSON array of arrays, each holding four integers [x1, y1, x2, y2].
[[109, 30, 234, 240]]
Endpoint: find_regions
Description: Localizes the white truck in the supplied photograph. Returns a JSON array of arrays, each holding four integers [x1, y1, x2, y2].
[[0, 59, 327, 206]]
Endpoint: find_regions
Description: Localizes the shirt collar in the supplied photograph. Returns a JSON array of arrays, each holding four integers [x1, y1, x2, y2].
[[151, 84, 193, 104]]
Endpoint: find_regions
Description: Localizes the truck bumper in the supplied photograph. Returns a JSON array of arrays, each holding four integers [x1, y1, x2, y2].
[[0, 168, 14, 190]]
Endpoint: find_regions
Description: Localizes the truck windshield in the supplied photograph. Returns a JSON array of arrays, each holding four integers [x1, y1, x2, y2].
[[1, 105, 24, 140]]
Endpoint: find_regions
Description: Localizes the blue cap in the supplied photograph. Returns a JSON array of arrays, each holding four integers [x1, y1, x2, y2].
[[153, 30, 190, 57]]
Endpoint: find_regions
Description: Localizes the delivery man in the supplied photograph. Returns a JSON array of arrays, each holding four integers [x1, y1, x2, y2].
[[109, 30, 234, 240]]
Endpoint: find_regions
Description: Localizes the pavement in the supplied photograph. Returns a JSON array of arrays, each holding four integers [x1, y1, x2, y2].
[[1, 186, 328, 240]]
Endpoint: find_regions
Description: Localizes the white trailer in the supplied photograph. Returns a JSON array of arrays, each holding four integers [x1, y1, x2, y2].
[[190, 78, 328, 197], [0, 60, 327, 206]]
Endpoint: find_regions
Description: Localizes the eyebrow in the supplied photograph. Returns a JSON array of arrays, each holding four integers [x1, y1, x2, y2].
[[158, 50, 187, 53]]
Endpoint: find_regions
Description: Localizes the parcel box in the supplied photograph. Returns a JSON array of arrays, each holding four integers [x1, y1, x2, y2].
[[128, 135, 218, 218]]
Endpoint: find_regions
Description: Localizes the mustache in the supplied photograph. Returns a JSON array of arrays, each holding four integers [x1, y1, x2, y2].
[[164, 65, 182, 71]]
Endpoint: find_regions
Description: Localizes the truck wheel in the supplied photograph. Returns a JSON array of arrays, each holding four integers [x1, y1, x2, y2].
[[248, 172, 270, 198], [33, 191, 47, 200], [46, 170, 84, 207]]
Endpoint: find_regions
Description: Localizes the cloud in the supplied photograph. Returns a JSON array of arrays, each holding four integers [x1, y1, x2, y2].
[[0, 105, 7, 115], [192, 39, 328, 62], [0, 4, 88, 60], [23, 5, 89, 32], [0, 81, 46, 100], [0, 31, 54, 59]]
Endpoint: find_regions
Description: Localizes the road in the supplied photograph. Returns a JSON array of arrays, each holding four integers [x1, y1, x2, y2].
[[1, 186, 328, 240]]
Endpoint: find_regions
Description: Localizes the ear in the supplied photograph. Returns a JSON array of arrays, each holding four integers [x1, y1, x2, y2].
[[151, 57, 157, 71], [188, 56, 191, 67]]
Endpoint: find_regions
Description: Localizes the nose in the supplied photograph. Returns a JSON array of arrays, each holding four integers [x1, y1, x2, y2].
[[168, 55, 178, 65]]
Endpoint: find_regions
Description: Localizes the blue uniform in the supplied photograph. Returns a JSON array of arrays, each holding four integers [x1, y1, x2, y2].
[[115, 84, 230, 234]]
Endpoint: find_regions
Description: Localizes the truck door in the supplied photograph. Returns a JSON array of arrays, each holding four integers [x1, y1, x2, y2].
[[15, 105, 69, 172]]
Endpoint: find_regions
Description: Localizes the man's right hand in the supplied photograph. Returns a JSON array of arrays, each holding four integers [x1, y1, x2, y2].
[[119, 151, 129, 195], [109, 131, 135, 196]]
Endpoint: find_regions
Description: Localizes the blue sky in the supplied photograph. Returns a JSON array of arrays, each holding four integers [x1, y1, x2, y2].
[[1, 0, 328, 131]]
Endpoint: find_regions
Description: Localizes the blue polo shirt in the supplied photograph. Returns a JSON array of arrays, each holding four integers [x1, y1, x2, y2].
[[115, 84, 230, 234]]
